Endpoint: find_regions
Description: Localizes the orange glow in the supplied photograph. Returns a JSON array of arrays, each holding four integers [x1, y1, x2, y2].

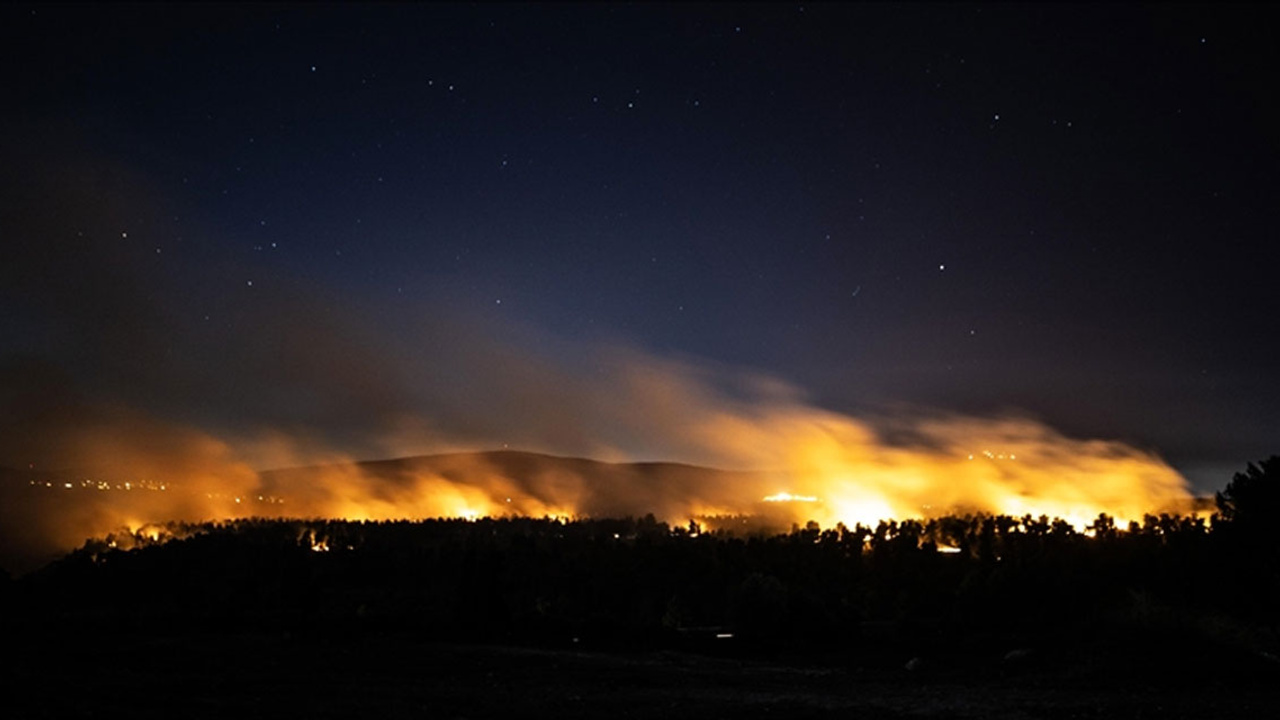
[[1, 351, 1196, 567], [239, 414, 1190, 534], [763, 492, 818, 503], [9, 413, 1194, 566], [661, 406, 1194, 531]]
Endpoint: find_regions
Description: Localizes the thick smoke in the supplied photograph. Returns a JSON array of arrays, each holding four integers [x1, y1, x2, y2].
[[1, 342, 1193, 573]]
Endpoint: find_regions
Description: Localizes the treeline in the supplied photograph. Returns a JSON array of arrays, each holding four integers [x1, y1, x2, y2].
[[5, 458, 1277, 659], [0, 513, 1268, 651]]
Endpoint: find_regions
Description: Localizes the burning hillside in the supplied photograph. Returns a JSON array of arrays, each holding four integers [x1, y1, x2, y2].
[[3, 430, 1195, 575]]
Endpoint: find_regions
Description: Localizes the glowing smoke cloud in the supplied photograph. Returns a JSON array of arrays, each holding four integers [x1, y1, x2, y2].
[[0, 347, 1192, 573]]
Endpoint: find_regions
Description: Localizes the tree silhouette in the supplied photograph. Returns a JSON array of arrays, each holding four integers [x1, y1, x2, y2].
[[1209, 457, 1280, 620], [1215, 456, 1280, 527]]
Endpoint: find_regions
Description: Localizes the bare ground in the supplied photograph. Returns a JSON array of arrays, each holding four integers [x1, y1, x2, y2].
[[4, 629, 1276, 719]]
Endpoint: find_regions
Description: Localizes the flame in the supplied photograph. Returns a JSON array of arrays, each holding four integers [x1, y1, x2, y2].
[[763, 492, 818, 503], [241, 412, 1188, 534], [0, 347, 1196, 570], [668, 405, 1191, 531]]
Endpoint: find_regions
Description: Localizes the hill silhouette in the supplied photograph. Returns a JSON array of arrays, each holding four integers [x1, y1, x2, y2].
[[260, 449, 779, 519]]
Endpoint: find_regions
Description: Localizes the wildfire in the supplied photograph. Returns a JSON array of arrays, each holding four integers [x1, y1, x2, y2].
[[2, 349, 1197, 566], [14, 433, 1193, 562], [685, 412, 1193, 531], [0, 344, 1207, 586], [763, 492, 818, 503]]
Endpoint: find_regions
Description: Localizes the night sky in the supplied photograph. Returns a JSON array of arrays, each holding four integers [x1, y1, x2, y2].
[[2, 3, 1276, 492]]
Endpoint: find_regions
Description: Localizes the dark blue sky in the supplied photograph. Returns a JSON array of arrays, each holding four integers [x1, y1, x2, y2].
[[2, 3, 1276, 490]]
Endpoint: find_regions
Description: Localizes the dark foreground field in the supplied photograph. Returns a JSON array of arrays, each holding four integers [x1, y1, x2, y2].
[[5, 491, 1280, 718], [5, 626, 1277, 719]]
